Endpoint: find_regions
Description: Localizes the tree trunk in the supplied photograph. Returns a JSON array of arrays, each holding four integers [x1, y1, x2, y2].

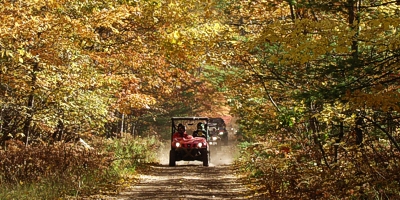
[[52, 119, 64, 142], [310, 117, 330, 168], [120, 113, 125, 137], [131, 120, 136, 137], [288, 1, 296, 22], [23, 63, 39, 146], [355, 116, 363, 146], [387, 112, 394, 135], [334, 122, 344, 163], [348, 0, 360, 59]]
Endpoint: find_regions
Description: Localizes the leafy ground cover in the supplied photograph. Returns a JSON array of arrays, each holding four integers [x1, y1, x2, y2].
[[234, 137, 400, 199], [0, 136, 162, 200]]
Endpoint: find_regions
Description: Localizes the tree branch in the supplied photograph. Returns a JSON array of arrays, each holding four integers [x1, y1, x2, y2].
[[363, 116, 400, 151]]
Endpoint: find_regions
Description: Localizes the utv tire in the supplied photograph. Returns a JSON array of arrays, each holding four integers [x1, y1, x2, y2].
[[202, 149, 209, 167], [169, 150, 176, 166]]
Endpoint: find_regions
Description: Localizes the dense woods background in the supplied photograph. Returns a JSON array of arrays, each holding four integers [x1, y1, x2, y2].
[[1, 0, 400, 199]]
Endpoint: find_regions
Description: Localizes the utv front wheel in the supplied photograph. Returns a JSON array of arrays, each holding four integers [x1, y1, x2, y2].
[[202, 149, 209, 167], [169, 150, 176, 166]]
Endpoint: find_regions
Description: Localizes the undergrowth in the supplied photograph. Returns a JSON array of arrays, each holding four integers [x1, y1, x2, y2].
[[234, 136, 400, 199], [0, 135, 162, 199]]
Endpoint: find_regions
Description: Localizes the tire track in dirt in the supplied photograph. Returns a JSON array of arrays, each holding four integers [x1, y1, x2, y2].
[[116, 163, 253, 200], [80, 142, 261, 200], [114, 144, 258, 200]]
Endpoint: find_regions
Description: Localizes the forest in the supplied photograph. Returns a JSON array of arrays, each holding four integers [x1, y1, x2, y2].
[[1, 0, 400, 199]]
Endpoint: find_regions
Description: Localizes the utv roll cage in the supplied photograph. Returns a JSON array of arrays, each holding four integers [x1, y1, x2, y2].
[[171, 117, 209, 140]]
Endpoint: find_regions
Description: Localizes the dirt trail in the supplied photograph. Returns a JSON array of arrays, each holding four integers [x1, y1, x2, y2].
[[116, 163, 250, 199], [78, 140, 262, 200], [113, 145, 258, 200]]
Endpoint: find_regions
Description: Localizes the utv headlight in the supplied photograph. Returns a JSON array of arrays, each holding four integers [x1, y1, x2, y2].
[[212, 136, 218, 141], [197, 143, 203, 148], [175, 142, 181, 147], [219, 132, 224, 135]]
